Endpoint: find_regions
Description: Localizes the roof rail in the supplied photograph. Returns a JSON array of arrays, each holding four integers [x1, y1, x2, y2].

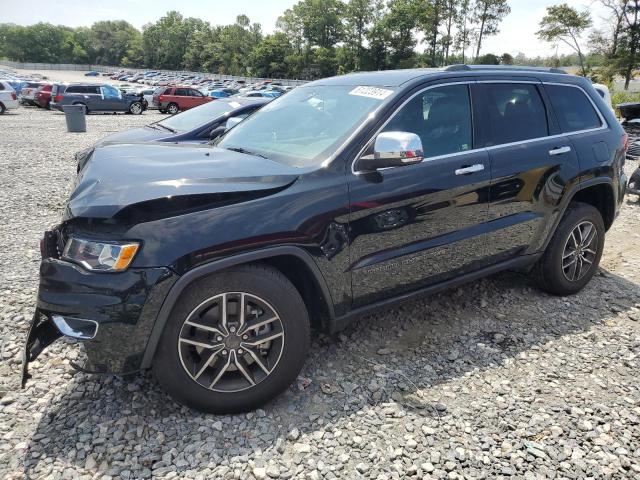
[[443, 64, 567, 74]]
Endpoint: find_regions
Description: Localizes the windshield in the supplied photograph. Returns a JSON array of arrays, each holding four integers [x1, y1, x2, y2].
[[158, 100, 244, 132], [217, 85, 395, 167]]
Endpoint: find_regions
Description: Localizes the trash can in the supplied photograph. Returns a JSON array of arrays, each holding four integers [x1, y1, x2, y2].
[[62, 104, 86, 133]]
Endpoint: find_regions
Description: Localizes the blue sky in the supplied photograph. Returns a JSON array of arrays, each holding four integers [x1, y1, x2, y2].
[[0, 0, 608, 57]]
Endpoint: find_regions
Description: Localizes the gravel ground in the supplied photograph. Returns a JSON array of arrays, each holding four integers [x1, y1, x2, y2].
[[1, 105, 640, 480]]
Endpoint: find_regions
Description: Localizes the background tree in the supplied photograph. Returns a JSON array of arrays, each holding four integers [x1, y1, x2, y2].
[[536, 3, 592, 76], [473, 0, 510, 61]]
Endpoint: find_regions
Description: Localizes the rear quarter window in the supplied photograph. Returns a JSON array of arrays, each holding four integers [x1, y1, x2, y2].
[[545, 84, 602, 133]]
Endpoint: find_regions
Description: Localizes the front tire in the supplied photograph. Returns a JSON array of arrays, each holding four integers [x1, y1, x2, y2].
[[534, 202, 605, 295], [154, 264, 310, 413], [129, 101, 143, 115], [0, 102, 5, 115]]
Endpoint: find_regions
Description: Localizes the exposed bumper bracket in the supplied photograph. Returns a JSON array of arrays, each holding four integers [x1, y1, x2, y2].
[[21, 309, 63, 388]]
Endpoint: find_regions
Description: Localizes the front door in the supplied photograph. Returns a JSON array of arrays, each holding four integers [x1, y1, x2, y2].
[[348, 82, 493, 308]]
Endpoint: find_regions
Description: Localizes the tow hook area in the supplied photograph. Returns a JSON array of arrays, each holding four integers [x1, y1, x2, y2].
[[21, 309, 62, 387]]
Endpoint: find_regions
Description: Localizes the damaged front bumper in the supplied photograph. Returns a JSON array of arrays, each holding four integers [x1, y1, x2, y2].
[[22, 253, 178, 387]]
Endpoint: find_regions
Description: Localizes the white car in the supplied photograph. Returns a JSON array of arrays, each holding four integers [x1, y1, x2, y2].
[[0, 81, 19, 114], [593, 83, 613, 111]]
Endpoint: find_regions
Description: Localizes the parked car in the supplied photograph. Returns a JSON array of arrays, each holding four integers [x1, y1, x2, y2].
[[239, 90, 282, 98], [19, 81, 45, 106], [24, 65, 627, 413], [34, 83, 53, 109], [0, 81, 19, 114], [74, 97, 270, 170], [153, 86, 214, 114], [51, 83, 146, 114], [593, 83, 613, 111], [85, 71, 100, 77]]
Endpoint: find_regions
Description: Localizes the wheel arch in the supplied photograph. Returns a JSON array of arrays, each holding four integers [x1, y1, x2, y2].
[[569, 179, 616, 231], [140, 246, 335, 369], [540, 177, 616, 253]]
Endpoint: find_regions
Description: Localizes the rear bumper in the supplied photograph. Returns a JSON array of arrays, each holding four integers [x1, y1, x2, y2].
[[23, 258, 178, 385], [2, 99, 19, 109]]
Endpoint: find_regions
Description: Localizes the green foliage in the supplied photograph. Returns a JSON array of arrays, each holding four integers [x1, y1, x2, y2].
[[0, 0, 518, 79], [612, 89, 640, 109], [537, 3, 591, 76]]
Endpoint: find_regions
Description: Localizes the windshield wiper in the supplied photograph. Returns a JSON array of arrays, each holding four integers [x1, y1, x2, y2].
[[155, 123, 177, 133], [226, 147, 269, 159]]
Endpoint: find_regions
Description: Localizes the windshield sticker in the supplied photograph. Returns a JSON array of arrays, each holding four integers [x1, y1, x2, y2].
[[349, 86, 393, 100]]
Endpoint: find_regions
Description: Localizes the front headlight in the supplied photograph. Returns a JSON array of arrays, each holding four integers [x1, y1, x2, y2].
[[62, 238, 140, 272]]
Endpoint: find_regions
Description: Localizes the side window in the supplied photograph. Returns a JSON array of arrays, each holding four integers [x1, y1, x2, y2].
[[102, 85, 121, 99], [189, 89, 203, 97], [382, 84, 473, 159], [65, 86, 81, 94], [545, 84, 602, 133], [0, 83, 4, 91], [175, 88, 189, 96], [89, 86, 101, 95], [480, 83, 548, 145]]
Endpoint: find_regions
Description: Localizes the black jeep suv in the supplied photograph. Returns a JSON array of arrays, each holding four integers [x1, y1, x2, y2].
[[24, 65, 627, 413]]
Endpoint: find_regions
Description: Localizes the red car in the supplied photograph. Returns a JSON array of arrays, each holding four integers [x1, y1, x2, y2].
[[34, 84, 53, 109], [153, 86, 213, 114]]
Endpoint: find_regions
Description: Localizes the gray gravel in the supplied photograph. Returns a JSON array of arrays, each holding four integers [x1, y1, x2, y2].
[[1, 106, 640, 479]]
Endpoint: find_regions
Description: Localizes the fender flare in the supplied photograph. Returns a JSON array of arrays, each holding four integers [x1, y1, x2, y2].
[[540, 176, 615, 251], [140, 245, 335, 369]]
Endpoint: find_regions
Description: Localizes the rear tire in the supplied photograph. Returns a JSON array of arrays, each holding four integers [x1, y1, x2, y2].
[[154, 264, 310, 413], [0, 103, 5, 115], [167, 103, 179, 115], [534, 202, 605, 295]]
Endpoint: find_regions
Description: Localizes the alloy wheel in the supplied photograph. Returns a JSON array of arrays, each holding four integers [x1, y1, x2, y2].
[[561, 221, 598, 282], [130, 103, 142, 114], [177, 292, 285, 393]]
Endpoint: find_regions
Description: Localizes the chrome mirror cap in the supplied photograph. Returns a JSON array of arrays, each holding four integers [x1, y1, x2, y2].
[[374, 131, 424, 163], [355, 131, 424, 172]]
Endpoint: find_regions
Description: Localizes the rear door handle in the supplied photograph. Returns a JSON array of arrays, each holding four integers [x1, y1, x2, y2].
[[455, 164, 485, 175], [549, 146, 571, 156]]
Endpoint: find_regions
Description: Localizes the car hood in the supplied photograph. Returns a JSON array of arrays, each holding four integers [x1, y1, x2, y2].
[[97, 126, 169, 146], [66, 143, 300, 220]]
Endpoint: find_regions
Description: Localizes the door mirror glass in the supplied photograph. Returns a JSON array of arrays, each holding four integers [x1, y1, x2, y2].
[[356, 131, 424, 172], [225, 116, 244, 130]]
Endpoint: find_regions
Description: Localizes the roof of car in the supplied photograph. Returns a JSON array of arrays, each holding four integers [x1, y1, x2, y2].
[[307, 65, 572, 88]]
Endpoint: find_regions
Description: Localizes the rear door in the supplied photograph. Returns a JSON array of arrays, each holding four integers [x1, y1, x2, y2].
[[477, 81, 581, 261], [188, 88, 206, 108], [348, 81, 493, 307]]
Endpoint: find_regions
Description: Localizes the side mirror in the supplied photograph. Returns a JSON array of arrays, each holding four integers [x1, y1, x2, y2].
[[356, 131, 424, 172], [225, 116, 244, 130], [209, 126, 226, 140]]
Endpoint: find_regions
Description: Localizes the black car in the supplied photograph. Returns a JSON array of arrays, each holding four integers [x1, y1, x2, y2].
[[74, 97, 270, 171], [51, 83, 146, 114], [24, 65, 627, 413]]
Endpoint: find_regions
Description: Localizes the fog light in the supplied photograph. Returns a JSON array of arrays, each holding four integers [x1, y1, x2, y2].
[[51, 316, 99, 340]]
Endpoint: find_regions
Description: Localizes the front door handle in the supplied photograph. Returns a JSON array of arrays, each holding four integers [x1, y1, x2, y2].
[[455, 164, 485, 175], [549, 146, 571, 156]]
